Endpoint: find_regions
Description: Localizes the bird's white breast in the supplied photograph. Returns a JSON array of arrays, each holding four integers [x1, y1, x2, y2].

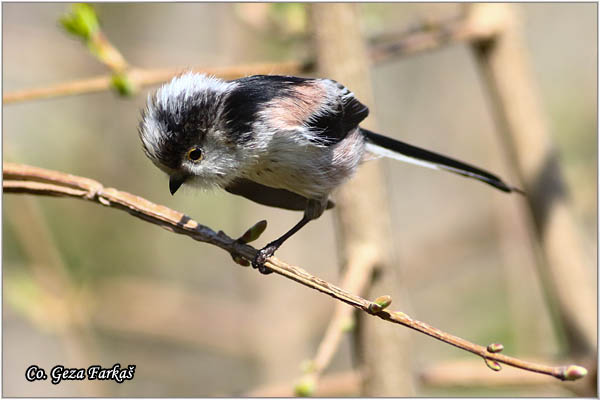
[[243, 128, 365, 199]]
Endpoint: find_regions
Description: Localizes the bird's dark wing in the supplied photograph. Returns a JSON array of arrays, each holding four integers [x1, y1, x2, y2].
[[225, 178, 335, 211], [305, 80, 370, 145], [224, 75, 369, 146]]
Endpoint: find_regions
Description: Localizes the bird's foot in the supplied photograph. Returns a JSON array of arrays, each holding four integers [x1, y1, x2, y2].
[[252, 244, 278, 274]]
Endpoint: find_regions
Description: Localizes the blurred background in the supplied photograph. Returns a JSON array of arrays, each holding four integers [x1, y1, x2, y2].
[[2, 3, 596, 397]]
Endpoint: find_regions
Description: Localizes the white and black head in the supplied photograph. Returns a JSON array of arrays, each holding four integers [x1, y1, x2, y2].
[[139, 72, 247, 194]]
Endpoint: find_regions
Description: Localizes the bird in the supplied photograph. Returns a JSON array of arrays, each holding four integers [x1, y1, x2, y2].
[[138, 72, 522, 274]]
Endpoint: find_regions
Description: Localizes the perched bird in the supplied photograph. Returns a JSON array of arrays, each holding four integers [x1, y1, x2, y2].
[[139, 73, 521, 273]]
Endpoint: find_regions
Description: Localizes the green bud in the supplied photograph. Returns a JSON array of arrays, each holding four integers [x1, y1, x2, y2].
[[111, 73, 136, 96], [368, 295, 392, 313], [484, 359, 502, 371], [294, 376, 315, 397], [374, 295, 392, 309], [486, 343, 504, 353], [59, 3, 99, 41], [561, 365, 587, 381]]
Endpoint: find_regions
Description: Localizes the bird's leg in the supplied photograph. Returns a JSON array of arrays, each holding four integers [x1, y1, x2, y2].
[[252, 216, 311, 274], [252, 198, 326, 274]]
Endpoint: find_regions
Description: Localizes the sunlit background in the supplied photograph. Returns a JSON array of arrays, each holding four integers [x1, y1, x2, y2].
[[3, 3, 596, 397]]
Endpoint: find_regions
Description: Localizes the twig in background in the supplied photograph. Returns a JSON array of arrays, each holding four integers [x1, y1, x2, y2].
[[3, 162, 588, 383], [3, 3, 309, 104], [420, 358, 593, 395], [2, 62, 308, 104], [3, 11, 498, 105], [60, 3, 134, 95], [367, 1, 512, 64]]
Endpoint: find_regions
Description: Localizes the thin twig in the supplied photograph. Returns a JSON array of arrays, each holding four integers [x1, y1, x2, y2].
[[3, 13, 497, 105], [2, 61, 308, 104], [420, 358, 592, 389], [368, 9, 500, 63], [2, 162, 587, 382]]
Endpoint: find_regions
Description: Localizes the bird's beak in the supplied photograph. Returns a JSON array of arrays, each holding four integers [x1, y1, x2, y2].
[[169, 174, 187, 195]]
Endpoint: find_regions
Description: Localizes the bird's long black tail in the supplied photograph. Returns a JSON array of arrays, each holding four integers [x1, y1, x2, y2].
[[361, 128, 523, 194]]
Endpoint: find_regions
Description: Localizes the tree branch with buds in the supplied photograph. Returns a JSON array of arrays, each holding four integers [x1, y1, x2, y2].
[[3, 162, 588, 383], [4, 10, 494, 105]]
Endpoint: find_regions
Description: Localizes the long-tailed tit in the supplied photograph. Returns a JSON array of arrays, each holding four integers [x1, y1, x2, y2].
[[139, 73, 521, 273]]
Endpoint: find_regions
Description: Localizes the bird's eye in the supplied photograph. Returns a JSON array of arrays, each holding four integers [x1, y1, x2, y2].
[[187, 147, 203, 162]]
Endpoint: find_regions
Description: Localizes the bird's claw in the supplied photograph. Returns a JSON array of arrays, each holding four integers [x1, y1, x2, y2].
[[252, 245, 277, 274]]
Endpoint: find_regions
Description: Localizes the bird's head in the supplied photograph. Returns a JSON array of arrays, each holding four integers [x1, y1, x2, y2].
[[138, 72, 245, 195]]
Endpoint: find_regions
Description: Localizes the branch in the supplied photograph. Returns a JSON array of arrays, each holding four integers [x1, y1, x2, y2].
[[420, 358, 592, 389], [4, 13, 499, 105], [368, 9, 501, 64], [3, 162, 588, 382], [2, 61, 309, 104]]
